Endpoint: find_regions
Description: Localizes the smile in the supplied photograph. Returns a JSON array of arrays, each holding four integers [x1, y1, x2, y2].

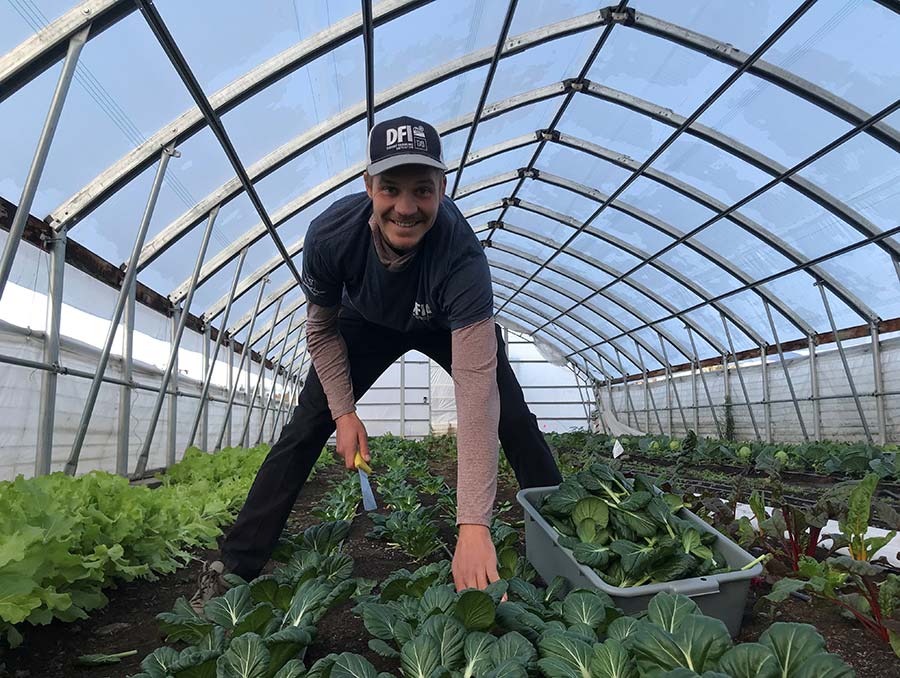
[[391, 219, 421, 228]]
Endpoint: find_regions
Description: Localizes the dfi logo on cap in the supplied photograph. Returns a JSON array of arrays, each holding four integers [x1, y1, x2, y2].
[[386, 125, 428, 151]]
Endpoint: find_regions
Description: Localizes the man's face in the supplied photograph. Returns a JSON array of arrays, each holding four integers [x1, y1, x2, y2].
[[364, 165, 446, 252]]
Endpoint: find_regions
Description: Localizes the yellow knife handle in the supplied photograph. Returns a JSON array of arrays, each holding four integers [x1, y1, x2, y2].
[[354, 451, 373, 475]]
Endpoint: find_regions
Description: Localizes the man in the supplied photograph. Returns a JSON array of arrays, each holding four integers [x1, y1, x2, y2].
[[193, 116, 561, 608]]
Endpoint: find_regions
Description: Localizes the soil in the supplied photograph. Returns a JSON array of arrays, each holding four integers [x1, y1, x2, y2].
[[2, 454, 898, 678], [738, 587, 900, 678]]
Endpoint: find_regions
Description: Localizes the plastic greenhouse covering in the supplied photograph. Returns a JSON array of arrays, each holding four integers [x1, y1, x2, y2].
[[0, 0, 898, 482], [0, 0, 900, 678]]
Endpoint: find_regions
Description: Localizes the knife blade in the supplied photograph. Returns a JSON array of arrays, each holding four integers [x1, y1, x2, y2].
[[358, 468, 377, 511]]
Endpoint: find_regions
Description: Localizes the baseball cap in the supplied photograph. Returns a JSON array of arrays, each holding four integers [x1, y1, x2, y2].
[[366, 115, 447, 175]]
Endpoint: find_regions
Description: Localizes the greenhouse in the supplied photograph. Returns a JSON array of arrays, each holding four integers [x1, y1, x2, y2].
[[1, 0, 899, 676]]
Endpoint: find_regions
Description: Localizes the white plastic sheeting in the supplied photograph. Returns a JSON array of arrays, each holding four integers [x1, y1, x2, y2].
[[0, 319, 286, 480], [598, 337, 900, 443]]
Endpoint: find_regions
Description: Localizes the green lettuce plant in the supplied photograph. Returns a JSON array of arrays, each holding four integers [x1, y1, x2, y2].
[[0, 444, 271, 647]]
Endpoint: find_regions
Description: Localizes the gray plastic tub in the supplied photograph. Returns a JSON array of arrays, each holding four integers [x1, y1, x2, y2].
[[517, 486, 763, 636]]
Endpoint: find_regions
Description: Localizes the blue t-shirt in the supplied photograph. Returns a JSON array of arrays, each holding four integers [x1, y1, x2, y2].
[[300, 192, 494, 333]]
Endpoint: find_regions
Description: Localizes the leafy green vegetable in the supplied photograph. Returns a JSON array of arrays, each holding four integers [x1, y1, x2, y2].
[[540, 460, 727, 587], [0, 444, 273, 645], [76, 649, 137, 666]]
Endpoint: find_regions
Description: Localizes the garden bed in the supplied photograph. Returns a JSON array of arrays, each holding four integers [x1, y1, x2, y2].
[[3, 436, 899, 677]]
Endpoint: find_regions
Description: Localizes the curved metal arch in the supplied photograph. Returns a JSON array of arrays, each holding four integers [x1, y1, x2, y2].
[[182, 165, 359, 306], [265, 319, 307, 364], [493, 301, 604, 375], [228, 279, 296, 336], [580, 80, 900, 266], [490, 271, 648, 370], [460, 166, 874, 328], [0, 0, 134, 102], [470, 132, 860, 339], [44, 0, 435, 231], [478, 226, 726, 357], [245, 295, 306, 347], [493, 283, 600, 356], [489, 259, 669, 370], [489, 244, 699, 367], [629, 10, 900, 154], [202, 235, 308, 320], [492, 198, 769, 346], [522, 192, 810, 339], [463, 170, 807, 341], [532, 169, 878, 323], [44, 4, 893, 269], [48, 4, 614, 234], [192, 70, 889, 313]]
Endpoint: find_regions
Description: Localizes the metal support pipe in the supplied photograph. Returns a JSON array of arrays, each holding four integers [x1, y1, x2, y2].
[[427, 359, 432, 434], [201, 323, 210, 451], [871, 323, 887, 445], [644, 375, 650, 432], [808, 337, 820, 441], [226, 339, 234, 447], [360, 0, 375, 131], [35, 230, 66, 476], [686, 326, 722, 437], [691, 356, 699, 433], [723, 354, 730, 400], [762, 344, 772, 442], [605, 362, 618, 420], [0, 28, 88, 300], [134, 206, 218, 475], [763, 299, 809, 441], [244, 357, 252, 446], [664, 359, 672, 435], [66, 145, 176, 475], [188, 247, 248, 447], [721, 314, 760, 440], [576, 363, 591, 428], [272, 333, 304, 441], [451, 0, 519, 198], [634, 340, 664, 433], [658, 336, 688, 434], [400, 353, 406, 438], [817, 284, 871, 443], [275, 336, 305, 436], [257, 310, 296, 444], [591, 380, 608, 435], [116, 279, 135, 475], [167, 306, 180, 467], [239, 298, 283, 446], [216, 278, 268, 450], [614, 349, 637, 427]]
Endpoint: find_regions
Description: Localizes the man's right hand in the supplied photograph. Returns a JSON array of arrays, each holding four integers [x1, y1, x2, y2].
[[335, 411, 370, 469]]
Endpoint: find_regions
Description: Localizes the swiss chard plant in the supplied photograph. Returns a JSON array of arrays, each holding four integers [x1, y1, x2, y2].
[[767, 555, 900, 656], [764, 474, 900, 654]]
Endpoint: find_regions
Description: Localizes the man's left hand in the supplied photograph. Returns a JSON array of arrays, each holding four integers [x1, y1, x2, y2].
[[452, 524, 501, 592]]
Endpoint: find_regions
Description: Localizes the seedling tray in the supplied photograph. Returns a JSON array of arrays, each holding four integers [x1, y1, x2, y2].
[[517, 485, 763, 636]]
